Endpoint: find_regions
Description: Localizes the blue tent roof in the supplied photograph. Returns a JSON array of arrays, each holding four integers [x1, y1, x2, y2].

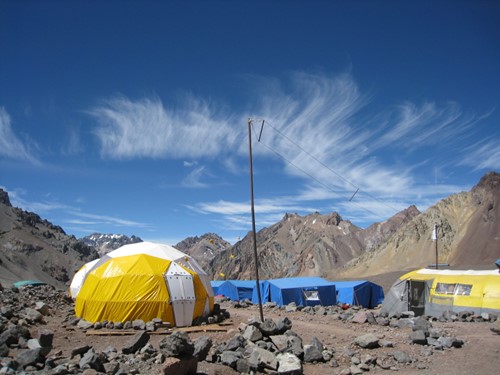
[[253, 277, 337, 307], [210, 280, 226, 295], [267, 277, 335, 288], [13, 280, 46, 288], [331, 280, 384, 308], [216, 280, 256, 301]]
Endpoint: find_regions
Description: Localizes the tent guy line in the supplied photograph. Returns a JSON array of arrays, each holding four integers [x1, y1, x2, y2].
[[251, 120, 396, 223]]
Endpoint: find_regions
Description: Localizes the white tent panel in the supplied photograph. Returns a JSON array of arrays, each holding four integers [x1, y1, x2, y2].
[[106, 242, 188, 261], [166, 262, 196, 327], [172, 300, 195, 327], [69, 259, 100, 298]]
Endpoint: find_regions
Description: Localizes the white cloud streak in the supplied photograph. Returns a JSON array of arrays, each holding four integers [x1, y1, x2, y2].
[[460, 139, 500, 170], [4, 187, 149, 235], [0, 107, 39, 164], [69, 212, 146, 229], [88, 72, 491, 230], [181, 166, 210, 188], [90, 96, 242, 160]]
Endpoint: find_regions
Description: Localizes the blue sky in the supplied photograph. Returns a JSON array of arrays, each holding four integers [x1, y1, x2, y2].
[[1, 1, 499, 245]]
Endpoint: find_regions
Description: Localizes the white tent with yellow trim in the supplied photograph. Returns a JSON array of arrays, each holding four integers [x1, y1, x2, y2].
[[381, 268, 500, 317], [74, 242, 214, 327]]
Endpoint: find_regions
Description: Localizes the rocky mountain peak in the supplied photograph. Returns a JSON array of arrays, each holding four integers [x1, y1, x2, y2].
[[0, 189, 12, 207], [175, 233, 231, 273], [473, 171, 500, 192], [80, 233, 143, 256], [0, 193, 98, 288], [326, 212, 343, 226]]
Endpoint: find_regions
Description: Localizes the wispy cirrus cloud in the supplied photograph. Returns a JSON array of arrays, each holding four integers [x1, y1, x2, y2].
[[3, 186, 150, 235], [89, 72, 491, 228], [0, 107, 39, 164], [460, 139, 500, 170], [181, 165, 210, 188], [372, 101, 478, 151], [69, 211, 148, 228], [90, 95, 242, 160]]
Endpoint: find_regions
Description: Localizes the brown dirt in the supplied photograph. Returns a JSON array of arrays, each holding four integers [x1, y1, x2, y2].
[[29, 301, 500, 375]]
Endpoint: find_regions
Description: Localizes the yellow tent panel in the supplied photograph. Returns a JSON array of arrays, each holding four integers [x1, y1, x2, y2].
[[73, 242, 214, 327], [381, 268, 500, 317]]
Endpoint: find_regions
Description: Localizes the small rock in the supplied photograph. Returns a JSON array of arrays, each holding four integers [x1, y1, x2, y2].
[[243, 324, 263, 342], [351, 311, 368, 324], [15, 348, 44, 369], [221, 350, 241, 368], [410, 330, 428, 345], [122, 331, 150, 354], [193, 336, 212, 361], [303, 344, 323, 363], [246, 346, 278, 371], [161, 356, 198, 375], [276, 317, 293, 333], [132, 319, 146, 330], [77, 320, 93, 330], [276, 352, 302, 374], [354, 333, 379, 349], [392, 350, 411, 364], [159, 331, 194, 357], [260, 318, 279, 336]]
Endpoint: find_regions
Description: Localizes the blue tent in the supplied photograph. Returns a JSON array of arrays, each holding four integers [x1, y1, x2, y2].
[[216, 280, 256, 301], [332, 280, 384, 308], [210, 280, 226, 296], [252, 277, 337, 307], [13, 280, 46, 288]]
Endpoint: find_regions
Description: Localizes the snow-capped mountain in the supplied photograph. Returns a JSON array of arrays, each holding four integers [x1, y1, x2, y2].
[[80, 233, 143, 256]]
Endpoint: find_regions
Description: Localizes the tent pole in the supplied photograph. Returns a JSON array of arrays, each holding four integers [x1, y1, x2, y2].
[[248, 118, 265, 322], [435, 224, 438, 270]]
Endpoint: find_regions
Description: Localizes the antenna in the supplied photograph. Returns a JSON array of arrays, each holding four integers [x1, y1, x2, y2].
[[248, 118, 264, 322]]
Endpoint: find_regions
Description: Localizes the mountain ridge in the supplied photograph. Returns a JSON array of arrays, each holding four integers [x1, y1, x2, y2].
[[1, 171, 498, 289]]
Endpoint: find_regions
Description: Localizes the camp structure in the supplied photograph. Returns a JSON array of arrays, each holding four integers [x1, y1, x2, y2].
[[381, 268, 500, 317], [215, 280, 256, 301], [333, 280, 385, 309], [13, 280, 47, 288], [252, 277, 337, 307], [69, 259, 100, 298], [74, 242, 214, 327], [210, 280, 226, 296]]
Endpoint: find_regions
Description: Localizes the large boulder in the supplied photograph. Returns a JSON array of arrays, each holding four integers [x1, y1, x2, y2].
[[159, 331, 195, 357]]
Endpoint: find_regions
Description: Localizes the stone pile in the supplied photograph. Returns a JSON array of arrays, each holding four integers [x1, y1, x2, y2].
[[1, 285, 495, 374], [72, 302, 230, 332], [0, 285, 72, 374], [235, 299, 499, 324], [207, 316, 311, 374]]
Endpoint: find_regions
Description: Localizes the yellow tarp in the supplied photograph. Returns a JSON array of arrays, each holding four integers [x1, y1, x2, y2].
[[75, 254, 211, 324], [401, 269, 500, 311]]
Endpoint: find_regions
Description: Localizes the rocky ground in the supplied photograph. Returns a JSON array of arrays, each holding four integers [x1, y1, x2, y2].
[[1, 285, 499, 375]]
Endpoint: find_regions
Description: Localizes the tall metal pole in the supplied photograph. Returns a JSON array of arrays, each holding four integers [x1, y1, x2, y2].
[[248, 118, 264, 322], [435, 224, 438, 270]]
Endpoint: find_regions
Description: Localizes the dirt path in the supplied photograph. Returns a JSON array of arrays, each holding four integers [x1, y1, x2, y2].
[[41, 302, 500, 375], [225, 305, 500, 375]]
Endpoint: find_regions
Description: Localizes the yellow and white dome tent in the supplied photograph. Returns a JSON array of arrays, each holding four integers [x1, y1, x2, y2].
[[74, 242, 214, 327], [69, 258, 100, 298]]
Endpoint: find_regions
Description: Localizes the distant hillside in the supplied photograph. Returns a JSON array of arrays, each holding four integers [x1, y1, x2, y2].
[[80, 233, 143, 256], [337, 171, 500, 279], [209, 208, 419, 280], [0, 189, 99, 289], [1, 172, 498, 289], [174, 233, 231, 272], [209, 173, 499, 282]]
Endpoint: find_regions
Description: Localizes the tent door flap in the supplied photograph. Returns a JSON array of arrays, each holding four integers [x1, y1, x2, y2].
[[166, 274, 195, 327], [408, 280, 426, 316]]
